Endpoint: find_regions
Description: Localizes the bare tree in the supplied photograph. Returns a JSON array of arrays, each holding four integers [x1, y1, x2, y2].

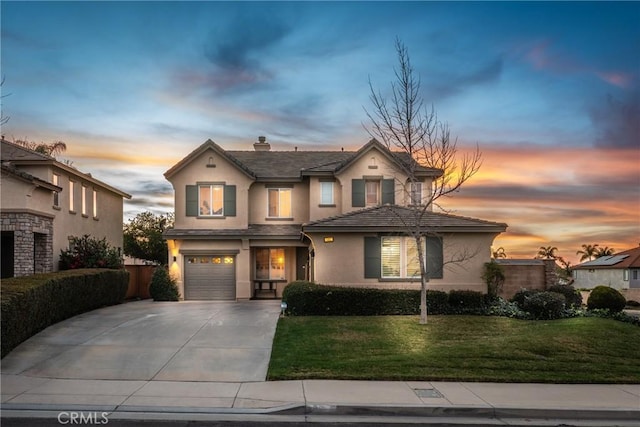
[[365, 39, 482, 324], [1, 76, 10, 127]]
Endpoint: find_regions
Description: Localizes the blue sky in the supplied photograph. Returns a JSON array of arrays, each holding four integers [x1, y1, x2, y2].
[[2, 1, 639, 262]]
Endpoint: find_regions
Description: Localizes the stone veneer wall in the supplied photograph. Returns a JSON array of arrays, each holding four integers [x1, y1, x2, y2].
[[1, 211, 54, 276]]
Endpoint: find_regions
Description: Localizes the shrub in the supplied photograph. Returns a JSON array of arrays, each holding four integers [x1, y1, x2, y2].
[[486, 297, 529, 319], [548, 284, 582, 308], [511, 288, 541, 309], [1, 269, 128, 358], [281, 281, 450, 316], [448, 290, 487, 314], [626, 300, 640, 308], [59, 235, 123, 270], [522, 291, 566, 320], [587, 286, 626, 312], [149, 266, 180, 301], [482, 261, 505, 299]]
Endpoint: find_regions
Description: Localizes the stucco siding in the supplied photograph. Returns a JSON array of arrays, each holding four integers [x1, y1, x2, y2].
[[336, 147, 409, 213], [2, 164, 125, 272], [573, 269, 629, 290], [248, 181, 310, 224], [309, 232, 495, 293], [168, 147, 253, 229], [309, 177, 343, 221]]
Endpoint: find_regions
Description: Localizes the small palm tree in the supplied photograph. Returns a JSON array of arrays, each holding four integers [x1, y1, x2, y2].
[[14, 139, 67, 158], [492, 247, 507, 259], [556, 256, 572, 279], [537, 246, 558, 259], [595, 246, 615, 258], [577, 244, 599, 262]]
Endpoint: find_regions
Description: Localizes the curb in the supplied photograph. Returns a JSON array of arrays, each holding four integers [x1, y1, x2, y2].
[[2, 402, 639, 421], [296, 404, 640, 421]]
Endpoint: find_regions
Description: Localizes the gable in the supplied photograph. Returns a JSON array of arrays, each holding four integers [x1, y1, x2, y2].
[[164, 139, 255, 181]]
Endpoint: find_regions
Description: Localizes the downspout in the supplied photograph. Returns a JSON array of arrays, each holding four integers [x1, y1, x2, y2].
[[300, 231, 316, 282]]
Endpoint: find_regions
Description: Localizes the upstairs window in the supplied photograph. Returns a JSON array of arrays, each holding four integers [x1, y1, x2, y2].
[[199, 184, 224, 216], [81, 185, 88, 215], [268, 188, 292, 218], [69, 180, 75, 212], [186, 184, 236, 218], [52, 174, 60, 207], [352, 178, 395, 207], [410, 182, 423, 205], [320, 181, 334, 205], [365, 180, 380, 206], [92, 189, 98, 218]]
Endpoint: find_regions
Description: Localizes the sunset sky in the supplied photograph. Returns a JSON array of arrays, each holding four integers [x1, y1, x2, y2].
[[2, 1, 638, 264]]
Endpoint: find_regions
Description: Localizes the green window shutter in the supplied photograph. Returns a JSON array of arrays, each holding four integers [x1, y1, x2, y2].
[[186, 185, 198, 217], [364, 236, 381, 278], [382, 179, 395, 205], [224, 185, 236, 217], [352, 179, 365, 207], [426, 236, 443, 279]]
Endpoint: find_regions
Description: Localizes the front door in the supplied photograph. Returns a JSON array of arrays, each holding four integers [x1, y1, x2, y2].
[[296, 247, 309, 281]]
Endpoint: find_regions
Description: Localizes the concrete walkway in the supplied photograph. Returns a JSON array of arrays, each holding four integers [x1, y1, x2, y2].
[[1, 377, 639, 424], [1, 300, 639, 424]]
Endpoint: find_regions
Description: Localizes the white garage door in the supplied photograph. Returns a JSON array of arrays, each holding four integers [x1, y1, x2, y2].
[[184, 255, 236, 300]]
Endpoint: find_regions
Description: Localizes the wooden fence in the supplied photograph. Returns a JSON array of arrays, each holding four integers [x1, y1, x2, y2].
[[124, 265, 155, 299]]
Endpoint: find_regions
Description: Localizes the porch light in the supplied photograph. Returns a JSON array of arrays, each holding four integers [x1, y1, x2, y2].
[[280, 301, 288, 316], [324, 236, 334, 243]]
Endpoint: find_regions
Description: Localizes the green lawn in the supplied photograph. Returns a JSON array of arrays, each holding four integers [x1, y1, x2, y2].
[[268, 316, 640, 383]]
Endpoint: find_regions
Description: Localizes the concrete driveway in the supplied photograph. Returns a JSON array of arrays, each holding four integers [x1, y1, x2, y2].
[[1, 300, 281, 382]]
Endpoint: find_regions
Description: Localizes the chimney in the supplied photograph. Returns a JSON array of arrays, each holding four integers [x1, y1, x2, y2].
[[253, 135, 271, 151]]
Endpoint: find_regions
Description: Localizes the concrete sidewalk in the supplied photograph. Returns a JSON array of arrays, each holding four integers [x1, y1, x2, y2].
[[2, 376, 639, 424]]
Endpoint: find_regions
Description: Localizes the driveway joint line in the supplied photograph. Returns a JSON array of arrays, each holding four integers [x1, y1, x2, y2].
[[147, 310, 215, 382]]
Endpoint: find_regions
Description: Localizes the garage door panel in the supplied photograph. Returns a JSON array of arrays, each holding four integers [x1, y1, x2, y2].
[[184, 256, 236, 300]]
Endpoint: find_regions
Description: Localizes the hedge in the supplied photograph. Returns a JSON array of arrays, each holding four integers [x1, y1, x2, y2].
[[282, 281, 449, 316], [1, 269, 129, 358]]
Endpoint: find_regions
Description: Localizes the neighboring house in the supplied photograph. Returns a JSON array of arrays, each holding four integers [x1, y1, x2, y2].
[[1, 139, 131, 278], [164, 137, 507, 300], [573, 246, 640, 290]]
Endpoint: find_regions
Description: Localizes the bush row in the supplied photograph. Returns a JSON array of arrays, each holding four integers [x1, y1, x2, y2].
[[282, 282, 637, 325], [1, 269, 129, 358], [282, 281, 488, 316]]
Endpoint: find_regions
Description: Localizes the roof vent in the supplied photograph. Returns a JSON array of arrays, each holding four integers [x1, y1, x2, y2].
[[254, 135, 271, 151]]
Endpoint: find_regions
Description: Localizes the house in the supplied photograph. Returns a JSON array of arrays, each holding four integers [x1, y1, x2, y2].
[[165, 137, 506, 300], [573, 246, 640, 290], [164, 137, 507, 300], [1, 139, 131, 277]]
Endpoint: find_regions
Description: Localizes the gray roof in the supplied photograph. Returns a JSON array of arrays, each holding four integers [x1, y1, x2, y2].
[[1, 163, 62, 192], [1, 139, 53, 161], [1, 139, 131, 199], [226, 151, 353, 179], [165, 138, 442, 181], [302, 205, 507, 233], [165, 224, 303, 240]]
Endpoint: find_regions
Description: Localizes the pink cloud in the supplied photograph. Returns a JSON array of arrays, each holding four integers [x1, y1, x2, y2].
[[522, 40, 635, 89], [596, 71, 633, 88]]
